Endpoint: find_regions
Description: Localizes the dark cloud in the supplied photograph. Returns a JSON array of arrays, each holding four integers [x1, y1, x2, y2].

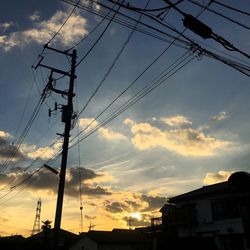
[[103, 195, 167, 215], [64, 167, 111, 196], [141, 194, 167, 211], [76, 181, 112, 197], [84, 215, 96, 220], [0, 167, 111, 197], [87, 202, 98, 207], [0, 133, 22, 159], [125, 200, 141, 210], [0, 138, 25, 160], [123, 213, 151, 227], [104, 201, 128, 213]]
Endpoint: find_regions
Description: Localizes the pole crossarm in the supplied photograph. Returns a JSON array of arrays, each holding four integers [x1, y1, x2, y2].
[[44, 44, 74, 57], [39, 64, 72, 77]]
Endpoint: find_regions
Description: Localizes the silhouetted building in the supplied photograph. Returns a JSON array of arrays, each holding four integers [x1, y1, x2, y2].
[[25, 228, 77, 250], [160, 171, 250, 250], [0, 235, 25, 250], [69, 230, 151, 250]]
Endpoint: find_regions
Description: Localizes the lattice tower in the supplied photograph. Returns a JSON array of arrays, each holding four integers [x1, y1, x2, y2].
[[31, 198, 42, 235]]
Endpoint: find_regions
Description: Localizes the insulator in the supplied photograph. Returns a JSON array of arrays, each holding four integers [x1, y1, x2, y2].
[[49, 109, 51, 117]]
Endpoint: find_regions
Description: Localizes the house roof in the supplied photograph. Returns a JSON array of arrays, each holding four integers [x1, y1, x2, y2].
[[83, 230, 151, 244], [168, 181, 229, 203], [27, 228, 77, 240], [167, 171, 250, 204]]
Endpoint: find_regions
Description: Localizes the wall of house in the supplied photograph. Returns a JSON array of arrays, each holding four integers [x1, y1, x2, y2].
[[100, 243, 149, 250], [177, 198, 245, 238], [69, 237, 98, 250], [196, 199, 213, 224]]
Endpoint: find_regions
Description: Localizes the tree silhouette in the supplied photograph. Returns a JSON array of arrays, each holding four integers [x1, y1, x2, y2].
[[41, 220, 52, 231]]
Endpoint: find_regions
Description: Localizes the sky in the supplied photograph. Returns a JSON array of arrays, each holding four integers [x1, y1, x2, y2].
[[0, 0, 249, 237]]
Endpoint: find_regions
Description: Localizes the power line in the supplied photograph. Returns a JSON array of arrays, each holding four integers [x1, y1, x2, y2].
[[72, 33, 188, 143], [75, 82, 84, 233], [77, 0, 148, 117], [110, 1, 248, 69], [0, 136, 62, 205], [187, 0, 250, 31], [0, 137, 61, 194], [0, 167, 44, 206], [151, 0, 250, 59], [213, 0, 250, 16], [118, 0, 184, 12], [76, 1, 125, 67], [63, 0, 191, 49], [45, 0, 81, 46], [0, 166, 43, 203], [66, 5, 114, 52], [0, 90, 47, 175], [70, 52, 194, 148]]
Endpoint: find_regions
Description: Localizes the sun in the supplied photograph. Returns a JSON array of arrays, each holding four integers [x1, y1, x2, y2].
[[129, 212, 142, 220]]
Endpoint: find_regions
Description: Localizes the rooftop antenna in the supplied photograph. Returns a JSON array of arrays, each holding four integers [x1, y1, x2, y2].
[[88, 221, 96, 231]]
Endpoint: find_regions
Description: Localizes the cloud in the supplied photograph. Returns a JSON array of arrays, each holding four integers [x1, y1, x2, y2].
[[104, 194, 166, 216], [25, 145, 59, 160], [0, 167, 111, 197], [98, 128, 127, 141], [105, 201, 128, 213], [125, 119, 231, 157], [123, 118, 135, 126], [79, 118, 99, 131], [123, 213, 151, 227], [103, 194, 162, 228], [29, 11, 40, 21], [160, 115, 192, 127], [0, 22, 15, 32], [0, 10, 88, 51], [125, 200, 141, 210], [141, 194, 167, 211], [85, 215, 96, 220], [211, 111, 228, 122], [0, 131, 61, 162], [79, 118, 127, 141], [0, 131, 25, 161], [203, 170, 233, 185]]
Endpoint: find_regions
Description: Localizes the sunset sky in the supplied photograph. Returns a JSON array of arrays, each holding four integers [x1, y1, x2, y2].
[[0, 0, 249, 236]]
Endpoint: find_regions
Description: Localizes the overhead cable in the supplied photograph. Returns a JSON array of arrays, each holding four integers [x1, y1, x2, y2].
[[160, 0, 249, 58], [77, 0, 149, 117], [62, 0, 191, 49], [187, 0, 250, 30], [45, 0, 81, 46], [70, 52, 195, 148], [213, 0, 250, 16], [76, 1, 123, 67]]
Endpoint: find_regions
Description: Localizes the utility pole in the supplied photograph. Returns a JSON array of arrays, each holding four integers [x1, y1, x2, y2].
[[53, 48, 77, 250], [54, 48, 77, 230], [33, 45, 77, 250]]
